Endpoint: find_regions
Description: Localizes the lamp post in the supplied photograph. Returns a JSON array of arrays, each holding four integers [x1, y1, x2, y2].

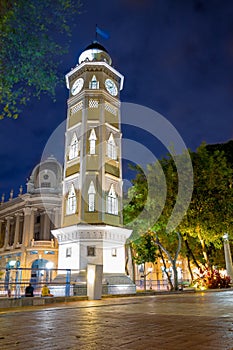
[[45, 262, 53, 283], [223, 233, 233, 282], [141, 264, 153, 291]]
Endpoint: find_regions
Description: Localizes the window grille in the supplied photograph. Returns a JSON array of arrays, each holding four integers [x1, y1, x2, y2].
[[107, 133, 117, 160], [107, 184, 118, 215], [89, 75, 99, 89], [66, 247, 72, 257], [89, 129, 97, 155], [70, 101, 83, 115], [88, 181, 96, 212], [87, 246, 96, 256], [105, 102, 117, 116], [69, 133, 79, 160], [67, 184, 76, 215], [89, 99, 99, 108]]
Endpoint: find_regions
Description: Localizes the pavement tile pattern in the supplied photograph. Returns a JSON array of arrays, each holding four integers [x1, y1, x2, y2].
[[0, 290, 233, 349]]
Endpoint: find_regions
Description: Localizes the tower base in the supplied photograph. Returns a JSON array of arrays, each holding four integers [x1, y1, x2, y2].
[[51, 224, 136, 296], [50, 271, 136, 296]]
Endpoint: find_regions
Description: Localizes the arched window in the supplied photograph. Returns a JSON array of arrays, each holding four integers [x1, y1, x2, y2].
[[88, 181, 96, 212], [89, 128, 97, 155], [89, 75, 99, 89], [69, 133, 79, 160], [66, 184, 76, 215], [107, 184, 118, 215], [107, 133, 117, 160]]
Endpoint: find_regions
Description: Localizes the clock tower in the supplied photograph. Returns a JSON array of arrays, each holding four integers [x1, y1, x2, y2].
[[52, 42, 135, 294]]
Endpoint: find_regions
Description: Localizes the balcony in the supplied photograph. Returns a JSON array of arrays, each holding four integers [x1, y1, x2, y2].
[[30, 239, 55, 248]]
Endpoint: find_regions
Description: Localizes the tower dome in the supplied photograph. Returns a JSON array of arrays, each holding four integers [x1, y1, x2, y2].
[[78, 41, 112, 65], [27, 156, 62, 194]]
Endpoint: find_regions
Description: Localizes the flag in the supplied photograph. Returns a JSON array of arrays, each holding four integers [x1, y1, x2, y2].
[[96, 26, 110, 40]]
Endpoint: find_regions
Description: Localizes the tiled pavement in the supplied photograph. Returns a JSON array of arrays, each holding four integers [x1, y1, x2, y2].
[[0, 290, 233, 349]]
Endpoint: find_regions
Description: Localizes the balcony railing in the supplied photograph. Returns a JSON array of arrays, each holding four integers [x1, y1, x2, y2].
[[31, 239, 55, 248]]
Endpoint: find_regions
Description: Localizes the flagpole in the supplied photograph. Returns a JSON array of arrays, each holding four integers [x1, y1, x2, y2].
[[95, 24, 98, 41], [95, 26, 110, 40]]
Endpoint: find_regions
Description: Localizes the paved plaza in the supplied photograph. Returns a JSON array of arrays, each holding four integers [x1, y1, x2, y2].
[[0, 290, 233, 349]]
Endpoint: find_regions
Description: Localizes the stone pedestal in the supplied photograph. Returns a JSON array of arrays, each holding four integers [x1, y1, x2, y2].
[[51, 224, 136, 295], [87, 264, 103, 300]]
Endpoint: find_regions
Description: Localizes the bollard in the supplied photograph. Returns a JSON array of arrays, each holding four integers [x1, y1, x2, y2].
[[87, 264, 103, 300]]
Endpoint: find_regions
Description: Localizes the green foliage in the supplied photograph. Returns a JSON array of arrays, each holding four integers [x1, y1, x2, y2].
[[206, 140, 233, 166], [131, 231, 158, 265], [181, 143, 233, 250], [154, 229, 182, 290], [193, 268, 231, 289], [124, 142, 233, 273], [123, 164, 148, 227], [0, 0, 82, 119]]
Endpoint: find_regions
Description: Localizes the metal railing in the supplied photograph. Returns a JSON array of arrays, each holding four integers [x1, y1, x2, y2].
[[0, 267, 72, 298], [0, 267, 192, 298], [135, 279, 191, 291]]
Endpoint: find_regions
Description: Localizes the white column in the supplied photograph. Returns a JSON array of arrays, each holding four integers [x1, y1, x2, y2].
[[4, 217, 12, 248], [53, 207, 61, 228], [0, 220, 4, 248], [45, 211, 51, 240], [223, 233, 233, 281], [9, 218, 15, 247], [22, 207, 31, 247], [41, 211, 50, 240], [13, 213, 22, 248], [28, 208, 36, 243], [18, 215, 24, 244]]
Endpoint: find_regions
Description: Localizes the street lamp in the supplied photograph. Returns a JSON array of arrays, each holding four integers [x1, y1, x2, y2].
[[46, 262, 53, 269], [223, 233, 233, 282], [140, 265, 153, 291], [46, 262, 53, 283]]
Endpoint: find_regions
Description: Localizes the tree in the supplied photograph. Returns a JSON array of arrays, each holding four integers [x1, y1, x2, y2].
[[180, 144, 233, 269], [130, 229, 182, 291], [0, 0, 82, 119], [123, 164, 148, 228], [131, 231, 158, 291], [124, 142, 233, 286], [153, 230, 182, 291], [206, 140, 233, 166], [124, 152, 192, 290]]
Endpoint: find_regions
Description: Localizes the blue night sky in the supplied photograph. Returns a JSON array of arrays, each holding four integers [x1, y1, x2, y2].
[[1, 0, 233, 198]]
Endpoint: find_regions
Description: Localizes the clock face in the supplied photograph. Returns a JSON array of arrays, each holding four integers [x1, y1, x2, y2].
[[105, 79, 118, 96], [71, 78, 84, 95]]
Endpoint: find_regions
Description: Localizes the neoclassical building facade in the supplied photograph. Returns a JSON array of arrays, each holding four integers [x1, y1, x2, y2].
[[0, 156, 62, 284]]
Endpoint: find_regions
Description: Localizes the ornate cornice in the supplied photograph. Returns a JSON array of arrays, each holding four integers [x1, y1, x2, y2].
[[52, 225, 131, 244], [66, 62, 124, 90]]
